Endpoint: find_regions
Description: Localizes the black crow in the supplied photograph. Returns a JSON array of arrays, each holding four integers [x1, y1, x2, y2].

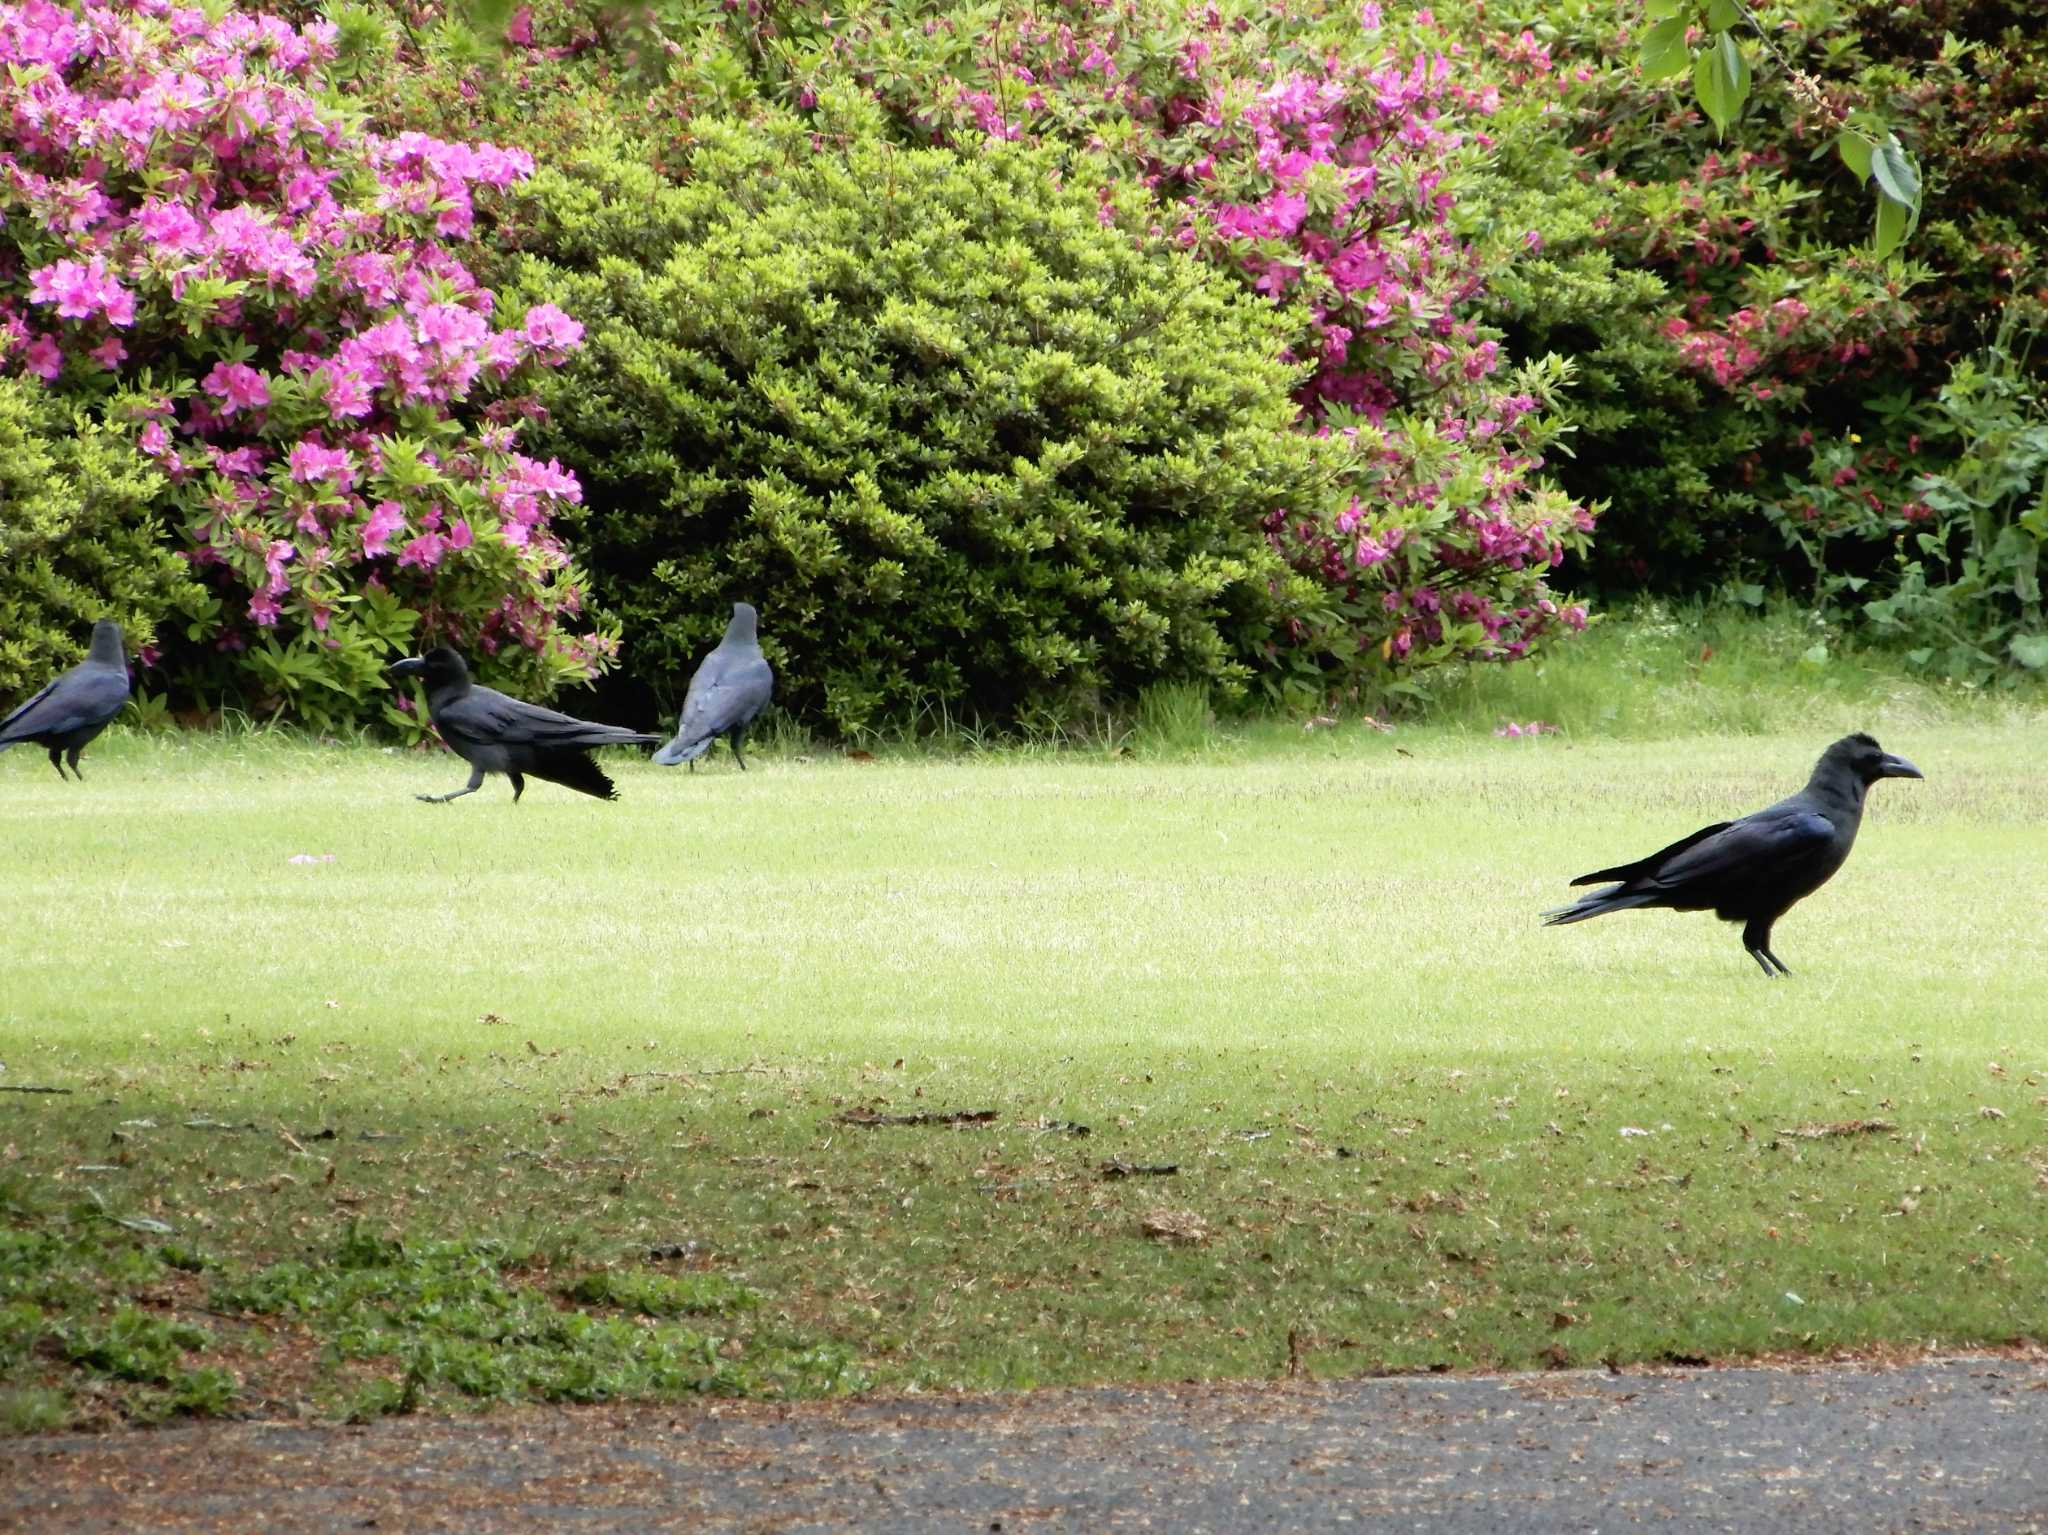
[[387, 647, 660, 803], [0, 620, 130, 780], [653, 602, 774, 772], [1543, 733, 1923, 976]]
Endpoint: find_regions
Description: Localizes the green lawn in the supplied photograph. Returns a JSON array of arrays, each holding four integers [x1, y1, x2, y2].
[[3, 705, 2045, 1427]]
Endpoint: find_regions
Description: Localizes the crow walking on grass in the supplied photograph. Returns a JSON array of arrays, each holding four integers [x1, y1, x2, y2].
[[654, 602, 774, 772], [387, 648, 660, 803], [0, 620, 130, 781], [1542, 732, 1922, 976]]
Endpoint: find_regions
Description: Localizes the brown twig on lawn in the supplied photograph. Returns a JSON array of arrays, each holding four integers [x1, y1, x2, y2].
[[834, 1108, 997, 1128]]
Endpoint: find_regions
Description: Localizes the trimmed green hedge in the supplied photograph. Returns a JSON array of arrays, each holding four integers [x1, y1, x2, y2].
[[502, 103, 1342, 732], [0, 380, 193, 702]]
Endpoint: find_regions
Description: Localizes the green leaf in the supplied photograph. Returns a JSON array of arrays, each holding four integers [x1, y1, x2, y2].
[[1835, 131, 1874, 183], [2009, 634, 2048, 670], [1692, 33, 1750, 138], [1873, 191, 1911, 260], [1644, 0, 1685, 16], [1736, 582, 1765, 607], [1705, 0, 1743, 29], [1871, 139, 1922, 209], [1639, 16, 1691, 81]]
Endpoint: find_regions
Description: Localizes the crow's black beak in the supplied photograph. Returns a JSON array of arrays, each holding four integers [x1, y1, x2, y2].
[[1878, 752, 1923, 780], [386, 656, 425, 679]]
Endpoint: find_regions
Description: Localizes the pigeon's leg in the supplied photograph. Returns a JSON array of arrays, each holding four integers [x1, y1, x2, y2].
[[687, 758, 696, 774], [508, 771, 526, 803], [47, 747, 68, 781], [730, 726, 748, 772], [65, 746, 85, 779], [419, 765, 487, 804]]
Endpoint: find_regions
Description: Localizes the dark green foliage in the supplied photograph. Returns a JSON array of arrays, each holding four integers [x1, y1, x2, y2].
[[0, 1212, 231, 1428], [504, 101, 1335, 733], [562, 1267, 758, 1317], [211, 1229, 854, 1413], [0, 379, 195, 703], [1469, 0, 2047, 648]]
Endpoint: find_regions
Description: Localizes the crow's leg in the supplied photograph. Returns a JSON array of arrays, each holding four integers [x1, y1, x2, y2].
[[730, 725, 748, 772], [65, 746, 85, 779], [419, 765, 486, 804], [1741, 919, 1787, 978], [47, 747, 69, 781], [508, 771, 525, 803]]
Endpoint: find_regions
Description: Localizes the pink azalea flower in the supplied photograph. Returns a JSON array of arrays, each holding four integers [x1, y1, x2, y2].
[[136, 200, 206, 254], [26, 256, 134, 325], [201, 361, 270, 414], [23, 335, 63, 380], [262, 539, 295, 595], [360, 501, 406, 558], [520, 302, 584, 352], [398, 532, 446, 570], [287, 439, 355, 488]]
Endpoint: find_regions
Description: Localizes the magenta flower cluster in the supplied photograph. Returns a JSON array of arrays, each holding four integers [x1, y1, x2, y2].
[[1179, 51, 1594, 662], [0, 0, 608, 719]]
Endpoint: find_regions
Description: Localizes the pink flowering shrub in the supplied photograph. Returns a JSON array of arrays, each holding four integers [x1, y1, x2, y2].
[[0, 0, 610, 730], [1179, 57, 1594, 665]]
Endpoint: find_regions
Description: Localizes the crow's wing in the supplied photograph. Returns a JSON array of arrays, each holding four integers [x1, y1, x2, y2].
[[438, 686, 658, 751], [1571, 821, 1733, 886], [676, 650, 773, 744], [1629, 807, 1837, 897], [0, 667, 127, 743], [0, 679, 60, 741]]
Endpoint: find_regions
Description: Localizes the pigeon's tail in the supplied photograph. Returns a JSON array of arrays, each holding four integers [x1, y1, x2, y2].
[[652, 733, 711, 768], [1541, 886, 1658, 926]]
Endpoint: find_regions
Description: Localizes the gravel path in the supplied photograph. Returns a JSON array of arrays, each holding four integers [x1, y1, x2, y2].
[[6, 1356, 2047, 1533]]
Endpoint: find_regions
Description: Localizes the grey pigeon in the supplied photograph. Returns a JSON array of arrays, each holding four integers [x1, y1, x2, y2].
[[1543, 732, 1922, 976], [387, 647, 660, 803], [653, 602, 774, 772], [0, 620, 130, 780]]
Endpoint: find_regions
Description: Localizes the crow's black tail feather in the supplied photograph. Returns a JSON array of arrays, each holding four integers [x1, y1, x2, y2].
[[1542, 887, 1658, 926], [530, 749, 620, 801]]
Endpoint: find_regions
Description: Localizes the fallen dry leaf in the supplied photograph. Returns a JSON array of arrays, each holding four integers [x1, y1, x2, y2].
[[1141, 1208, 1209, 1245], [1778, 1119, 1896, 1139]]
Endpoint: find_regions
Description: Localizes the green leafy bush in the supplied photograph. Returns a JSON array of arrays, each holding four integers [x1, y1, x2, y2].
[[0, 378, 194, 702], [1775, 311, 2048, 679], [504, 105, 1342, 733], [1469, 0, 2047, 618]]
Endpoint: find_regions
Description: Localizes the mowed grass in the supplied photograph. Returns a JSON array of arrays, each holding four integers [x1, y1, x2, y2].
[[2, 705, 2046, 1426]]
